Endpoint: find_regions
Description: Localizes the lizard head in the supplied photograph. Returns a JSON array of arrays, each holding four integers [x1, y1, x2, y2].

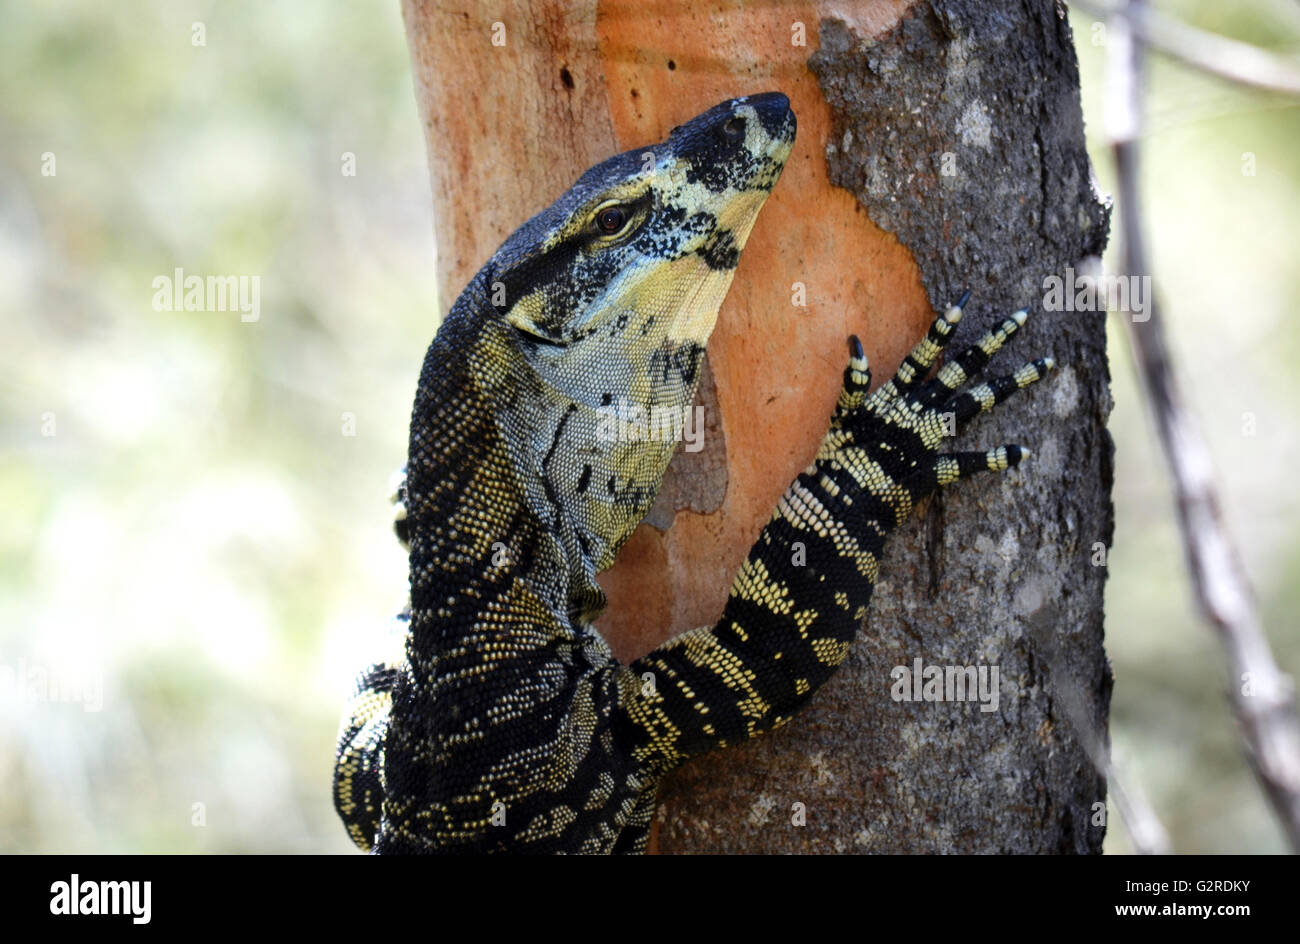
[[473, 92, 795, 588]]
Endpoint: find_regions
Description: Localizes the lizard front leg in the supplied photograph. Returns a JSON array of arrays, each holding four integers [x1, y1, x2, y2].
[[620, 294, 1053, 770]]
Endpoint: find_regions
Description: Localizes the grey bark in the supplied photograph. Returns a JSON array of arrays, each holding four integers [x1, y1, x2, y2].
[[656, 0, 1114, 854]]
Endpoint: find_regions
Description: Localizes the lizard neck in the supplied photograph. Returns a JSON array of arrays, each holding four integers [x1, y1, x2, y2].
[[406, 301, 605, 640]]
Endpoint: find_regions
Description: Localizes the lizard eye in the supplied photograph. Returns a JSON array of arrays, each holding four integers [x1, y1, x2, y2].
[[595, 206, 628, 234], [721, 116, 745, 139]]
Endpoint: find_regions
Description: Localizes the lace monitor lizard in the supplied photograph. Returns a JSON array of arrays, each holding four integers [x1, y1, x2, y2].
[[333, 91, 1053, 853]]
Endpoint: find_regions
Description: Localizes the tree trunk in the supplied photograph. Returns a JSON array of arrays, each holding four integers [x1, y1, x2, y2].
[[401, 0, 1113, 853]]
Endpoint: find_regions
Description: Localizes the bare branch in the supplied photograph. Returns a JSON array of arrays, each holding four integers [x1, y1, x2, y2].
[[1107, 755, 1172, 855], [1046, 621, 1171, 854], [1074, 0, 1300, 96], [1106, 0, 1300, 851]]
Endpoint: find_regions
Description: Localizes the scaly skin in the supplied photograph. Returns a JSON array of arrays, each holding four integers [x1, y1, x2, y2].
[[333, 92, 1052, 853]]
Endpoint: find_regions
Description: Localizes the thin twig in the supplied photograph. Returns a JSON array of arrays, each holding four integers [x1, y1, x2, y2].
[[1073, 0, 1300, 96], [1107, 755, 1172, 855], [1046, 624, 1171, 853], [1107, 0, 1300, 852]]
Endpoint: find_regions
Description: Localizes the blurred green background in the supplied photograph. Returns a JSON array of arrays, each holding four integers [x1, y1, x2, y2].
[[1, 0, 1297, 853]]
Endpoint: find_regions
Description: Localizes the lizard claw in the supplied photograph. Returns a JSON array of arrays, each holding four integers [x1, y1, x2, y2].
[[836, 334, 872, 415]]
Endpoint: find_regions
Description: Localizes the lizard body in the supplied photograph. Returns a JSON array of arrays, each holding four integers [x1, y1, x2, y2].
[[333, 92, 1052, 853]]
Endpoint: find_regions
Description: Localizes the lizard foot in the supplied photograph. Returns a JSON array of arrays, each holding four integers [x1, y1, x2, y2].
[[820, 293, 1053, 525]]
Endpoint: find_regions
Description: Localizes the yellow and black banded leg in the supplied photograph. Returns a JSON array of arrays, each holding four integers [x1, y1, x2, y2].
[[913, 308, 1039, 411], [834, 335, 872, 417], [333, 473, 414, 851], [899, 304, 1053, 494], [843, 297, 1053, 509], [333, 610, 409, 852], [389, 466, 410, 550], [944, 357, 1054, 427], [866, 289, 968, 408], [620, 294, 1053, 771]]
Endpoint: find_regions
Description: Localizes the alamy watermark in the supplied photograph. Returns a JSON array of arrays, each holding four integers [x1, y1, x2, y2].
[[0, 659, 103, 712], [595, 398, 705, 453], [1042, 266, 1151, 322], [890, 658, 1000, 713], [152, 267, 260, 322], [50, 875, 150, 924]]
